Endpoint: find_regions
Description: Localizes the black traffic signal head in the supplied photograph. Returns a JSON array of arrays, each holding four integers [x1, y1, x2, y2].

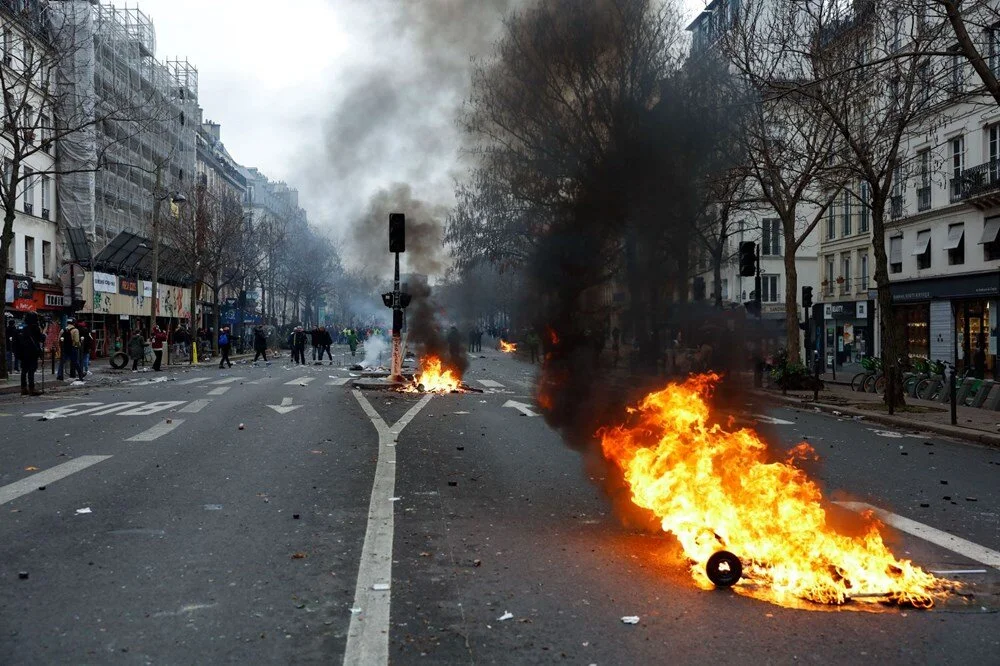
[[801, 285, 813, 309], [738, 241, 756, 277], [400, 292, 412, 308], [389, 213, 405, 253], [381, 292, 394, 308]]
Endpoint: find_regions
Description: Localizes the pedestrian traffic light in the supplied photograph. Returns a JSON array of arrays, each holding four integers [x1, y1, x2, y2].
[[692, 276, 705, 301], [738, 241, 756, 277], [389, 213, 405, 253], [802, 285, 813, 310]]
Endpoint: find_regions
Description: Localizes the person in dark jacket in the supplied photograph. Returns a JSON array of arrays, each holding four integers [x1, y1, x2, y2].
[[317, 326, 333, 363], [218, 326, 233, 368], [310, 327, 323, 363], [128, 330, 145, 371], [15, 312, 44, 395], [252, 325, 268, 364], [292, 326, 307, 365]]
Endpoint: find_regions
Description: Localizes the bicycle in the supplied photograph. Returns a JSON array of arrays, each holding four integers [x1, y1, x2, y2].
[[851, 356, 882, 392]]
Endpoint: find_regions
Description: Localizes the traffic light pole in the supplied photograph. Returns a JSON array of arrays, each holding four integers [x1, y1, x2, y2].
[[753, 244, 763, 388], [390, 250, 403, 382]]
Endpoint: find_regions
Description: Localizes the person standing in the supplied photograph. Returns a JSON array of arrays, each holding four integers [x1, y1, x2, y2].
[[15, 311, 44, 396], [5, 314, 19, 373], [252, 325, 268, 364], [292, 326, 307, 365], [347, 329, 358, 357], [128, 330, 145, 371], [310, 326, 322, 364], [150, 325, 167, 371], [218, 326, 233, 368], [448, 325, 462, 362], [78, 322, 92, 376], [526, 331, 540, 364], [317, 326, 333, 363]]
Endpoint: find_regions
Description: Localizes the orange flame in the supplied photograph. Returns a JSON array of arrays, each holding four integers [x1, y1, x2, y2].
[[499, 340, 517, 353], [405, 355, 462, 393], [599, 373, 947, 608], [547, 327, 559, 345]]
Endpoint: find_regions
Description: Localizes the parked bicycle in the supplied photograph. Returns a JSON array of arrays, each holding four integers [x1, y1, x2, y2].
[[850, 356, 882, 392]]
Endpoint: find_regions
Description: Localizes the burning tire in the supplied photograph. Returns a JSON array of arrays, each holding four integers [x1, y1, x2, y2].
[[706, 550, 742, 588]]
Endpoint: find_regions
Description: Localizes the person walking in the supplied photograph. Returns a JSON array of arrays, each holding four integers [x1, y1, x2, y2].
[[347, 328, 358, 357], [218, 326, 233, 368], [317, 326, 333, 363], [15, 312, 44, 395], [292, 326, 307, 365], [310, 326, 322, 364], [78, 321, 92, 376], [252, 325, 268, 364], [128, 330, 145, 371], [150, 325, 167, 371]]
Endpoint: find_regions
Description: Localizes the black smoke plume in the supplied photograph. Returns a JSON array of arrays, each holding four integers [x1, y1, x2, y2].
[[404, 278, 469, 376]]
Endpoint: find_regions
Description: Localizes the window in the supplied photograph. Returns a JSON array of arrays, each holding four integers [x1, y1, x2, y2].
[[827, 204, 836, 240], [762, 218, 781, 256], [917, 149, 931, 211], [24, 235, 34, 276], [41, 240, 50, 278], [890, 236, 903, 273], [761, 275, 779, 303], [860, 253, 869, 290], [950, 47, 964, 94], [40, 113, 50, 152], [892, 9, 902, 51], [991, 125, 1000, 184], [951, 135, 965, 201], [842, 190, 852, 236], [984, 216, 1000, 261], [22, 104, 32, 144], [990, 25, 1000, 76], [22, 166, 33, 214], [918, 61, 931, 105], [859, 182, 870, 232], [825, 255, 835, 294], [913, 229, 932, 269], [946, 223, 965, 265], [40, 175, 49, 218], [2, 28, 10, 65], [841, 254, 852, 293]]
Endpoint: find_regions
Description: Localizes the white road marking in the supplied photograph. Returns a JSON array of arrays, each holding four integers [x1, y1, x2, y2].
[[179, 399, 212, 413], [25, 403, 103, 419], [928, 569, 988, 575], [126, 419, 186, 442], [836, 501, 1000, 570], [175, 377, 210, 385], [267, 397, 302, 414], [345, 390, 433, 666], [477, 379, 505, 388], [753, 414, 795, 425], [0, 456, 113, 505], [286, 377, 315, 386], [118, 401, 185, 416], [207, 387, 230, 396], [209, 377, 241, 385], [326, 378, 351, 386], [503, 400, 539, 417]]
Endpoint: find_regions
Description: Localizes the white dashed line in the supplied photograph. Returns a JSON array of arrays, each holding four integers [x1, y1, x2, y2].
[[179, 399, 212, 413], [126, 419, 186, 442], [209, 377, 241, 385], [286, 377, 315, 386], [0, 456, 113, 505], [326, 378, 351, 386], [175, 377, 210, 385], [477, 379, 505, 388], [207, 387, 230, 396]]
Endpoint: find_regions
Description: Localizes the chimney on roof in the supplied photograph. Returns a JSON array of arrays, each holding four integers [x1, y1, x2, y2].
[[202, 120, 221, 142]]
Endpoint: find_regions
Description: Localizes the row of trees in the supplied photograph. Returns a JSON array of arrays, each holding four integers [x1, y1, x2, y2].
[[447, 0, 1000, 406]]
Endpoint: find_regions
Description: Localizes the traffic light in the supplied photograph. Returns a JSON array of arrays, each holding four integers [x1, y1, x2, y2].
[[381, 292, 393, 308], [801, 285, 813, 310], [389, 213, 405, 253], [738, 241, 756, 277], [692, 276, 705, 301], [400, 292, 412, 308]]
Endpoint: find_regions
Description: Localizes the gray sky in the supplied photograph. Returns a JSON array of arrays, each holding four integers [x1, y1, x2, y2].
[[114, 0, 706, 244]]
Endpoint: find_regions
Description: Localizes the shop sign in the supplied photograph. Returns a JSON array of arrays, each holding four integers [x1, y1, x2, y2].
[[823, 302, 857, 319], [762, 303, 785, 314], [44, 293, 66, 307], [856, 301, 868, 318], [93, 272, 118, 293], [119, 278, 138, 297], [890, 272, 1000, 303]]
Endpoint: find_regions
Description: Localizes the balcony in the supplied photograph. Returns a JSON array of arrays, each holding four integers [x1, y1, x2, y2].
[[916, 186, 931, 211], [890, 195, 902, 219], [23, 202, 33, 215], [857, 277, 870, 293], [950, 159, 1000, 208], [41, 207, 49, 220]]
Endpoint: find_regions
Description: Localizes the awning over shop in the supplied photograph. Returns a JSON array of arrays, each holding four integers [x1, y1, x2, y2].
[[65, 227, 92, 265], [980, 217, 1000, 244], [911, 229, 931, 255], [92, 232, 192, 285], [943, 224, 964, 250]]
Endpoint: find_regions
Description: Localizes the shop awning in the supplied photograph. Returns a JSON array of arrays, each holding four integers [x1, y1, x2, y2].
[[92, 232, 193, 285], [65, 227, 93, 265], [942, 224, 964, 250], [980, 217, 1000, 244], [911, 230, 931, 255]]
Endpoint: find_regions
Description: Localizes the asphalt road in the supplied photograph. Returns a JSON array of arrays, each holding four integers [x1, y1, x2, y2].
[[1, 348, 998, 664]]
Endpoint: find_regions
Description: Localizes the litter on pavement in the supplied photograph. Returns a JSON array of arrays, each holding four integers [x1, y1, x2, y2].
[[498, 611, 513, 621], [75, 507, 92, 514], [621, 616, 640, 624]]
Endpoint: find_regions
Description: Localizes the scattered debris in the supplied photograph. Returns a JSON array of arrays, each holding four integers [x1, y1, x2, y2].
[[456, 446, 465, 451], [291, 552, 307, 559], [389, 497, 401, 502], [204, 504, 223, 511], [37, 486, 45, 491], [498, 611, 514, 621], [474, 559, 482, 567], [18, 571, 28, 580], [350, 607, 362, 614], [75, 507, 92, 515], [966, 497, 978, 502], [238, 423, 245, 430], [941, 480, 948, 485], [293, 513, 300, 519], [621, 616, 640, 625], [373, 583, 390, 591], [448, 481, 458, 487], [24, 466, 38, 471]]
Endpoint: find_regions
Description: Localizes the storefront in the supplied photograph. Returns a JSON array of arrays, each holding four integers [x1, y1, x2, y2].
[[823, 299, 874, 367], [890, 272, 999, 377]]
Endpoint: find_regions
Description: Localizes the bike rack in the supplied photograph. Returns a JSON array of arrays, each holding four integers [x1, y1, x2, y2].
[[984, 384, 1000, 411], [970, 381, 994, 409]]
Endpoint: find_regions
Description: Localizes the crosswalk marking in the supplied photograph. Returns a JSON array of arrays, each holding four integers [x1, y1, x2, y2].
[[477, 379, 505, 388], [326, 378, 351, 386], [207, 387, 230, 396], [285, 377, 315, 386], [126, 419, 186, 442], [175, 377, 210, 385], [209, 377, 241, 385], [0, 456, 113, 505], [179, 399, 212, 413]]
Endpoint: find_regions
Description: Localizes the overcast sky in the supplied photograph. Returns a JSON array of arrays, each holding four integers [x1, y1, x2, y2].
[[113, 0, 706, 242]]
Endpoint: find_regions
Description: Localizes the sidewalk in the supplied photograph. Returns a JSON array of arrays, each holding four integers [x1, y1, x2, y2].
[[755, 381, 1000, 448]]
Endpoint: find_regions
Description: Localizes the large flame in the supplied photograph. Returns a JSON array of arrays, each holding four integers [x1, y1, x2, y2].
[[499, 340, 517, 353], [405, 355, 462, 393], [599, 373, 948, 608]]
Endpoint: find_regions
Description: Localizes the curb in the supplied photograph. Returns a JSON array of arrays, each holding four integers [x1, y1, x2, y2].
[[753, 390, 1000, 449]]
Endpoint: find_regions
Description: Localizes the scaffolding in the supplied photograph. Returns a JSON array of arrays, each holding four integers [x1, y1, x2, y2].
[[54, 1, 198, 250]]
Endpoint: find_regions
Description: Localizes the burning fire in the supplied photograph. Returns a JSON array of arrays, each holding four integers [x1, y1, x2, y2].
[[499, 340, 517, 353], [599, 374, 947, 608], [405, 355, 462, 393]]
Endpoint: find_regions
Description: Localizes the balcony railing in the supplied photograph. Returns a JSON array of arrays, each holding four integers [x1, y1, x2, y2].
[[890, 194, 902, 218], [839, 279, 852, 295], [917, 186, 931, 211], [23, 201, 33, 215], [950, 159, 1000, 202]]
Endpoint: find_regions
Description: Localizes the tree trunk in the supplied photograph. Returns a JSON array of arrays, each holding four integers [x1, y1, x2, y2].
[[870, 199, 906, 406], [783, 241, 800, 363], [712, 247, 723, 308], [212, 284, 220, 353]]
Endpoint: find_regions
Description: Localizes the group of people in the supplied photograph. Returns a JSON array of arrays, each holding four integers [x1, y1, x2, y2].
[[287, 325, 336, 365]]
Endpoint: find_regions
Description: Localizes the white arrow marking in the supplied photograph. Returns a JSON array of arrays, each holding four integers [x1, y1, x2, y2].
[[267, 397, 303, 414], [503, 400, 539, 417]]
